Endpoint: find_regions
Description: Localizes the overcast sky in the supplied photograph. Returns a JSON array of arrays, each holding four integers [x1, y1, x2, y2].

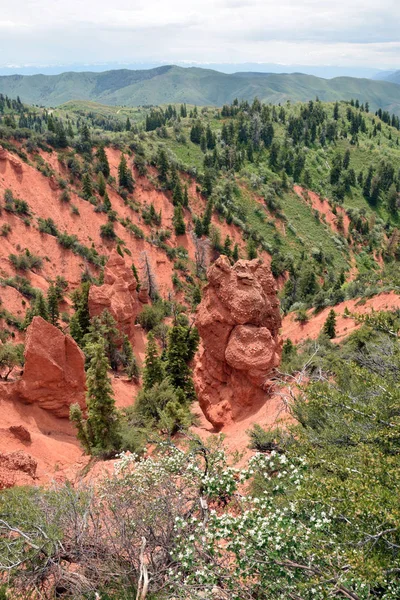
[[1, 0, 400, 70]]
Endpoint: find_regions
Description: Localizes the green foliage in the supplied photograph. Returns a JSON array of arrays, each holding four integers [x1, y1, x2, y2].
[[136, 303, 165, 331], [142, 332, 164, 391], [9, 250, 42, 272], [323, 308, 336, 338], [71, 339, 120, 456], [0, 342, 24, 380]]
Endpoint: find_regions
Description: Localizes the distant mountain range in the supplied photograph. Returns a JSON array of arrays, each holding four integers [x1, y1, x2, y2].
[[2, 65, 400, 113], [374, 70, 400, 86]]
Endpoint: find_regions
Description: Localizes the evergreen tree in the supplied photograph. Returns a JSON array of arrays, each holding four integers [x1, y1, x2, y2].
[[165, 317, 199, 401], [47, 284, 59, 327], [333, 102, 340, 120], [125, 117, 131, 131], [118, 154, 134, 192], [323, 309, 336, 339], [143, 332, 164, 391], [82, 173, 93, 200], [121, 334, 140, 381], [96, 145, 110, 178], [247, 238, 258, 260], [173, 179, 183, 205], [223, 235, 232, 257], [70, 282, 91, 346], [84, 340, 120, 452], [97, 173, 106, 197], [194, 217, 204, 238], [157, 148, 169, 183], [103, 190, 112, 212], [34, 293, 49, 321], [202, 198, 213, 235], [183, 184, 189, 208], [232, 243, 239, 262], [173, 205, 186, 235]]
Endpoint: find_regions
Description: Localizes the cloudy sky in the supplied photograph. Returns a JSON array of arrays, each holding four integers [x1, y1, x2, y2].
[[1, 0, 399, 70]]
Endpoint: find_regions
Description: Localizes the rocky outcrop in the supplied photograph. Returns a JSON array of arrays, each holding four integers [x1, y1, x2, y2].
[[9, 425, 31, 443], [89, 250, 139, 339], [15, 317, 86, 418], [194, 257, 281, 429], [0, 451, 37, 489], [0, 145, 7, 160]]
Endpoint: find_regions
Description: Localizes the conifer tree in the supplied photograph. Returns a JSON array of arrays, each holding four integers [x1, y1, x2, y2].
[[34, 292, 49, 321], [165, 317, 199, 401], [47, 284, 59, 327], [103, 190, 112, 212], [183, 184, 189, 208], [96, 145, 110, 178], [82, 173, 93, 200], [202, 198, 213, 235], [247, 238, 258, 260], [223, 235, 232, 257], [70, 282, 91, 346], [232, 243, 239, 262], [173, 179, 183, 205], [143, 332, 164, 391], [118, 154, 134, 192], [173, 205, 186, 235], [323, 309, 336, 339], [97, 173, 106, 197], [84, 340, 120, 452]]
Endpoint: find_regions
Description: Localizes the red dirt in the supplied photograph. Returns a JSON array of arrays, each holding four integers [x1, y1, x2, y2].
[[282, 291, 400, 344]]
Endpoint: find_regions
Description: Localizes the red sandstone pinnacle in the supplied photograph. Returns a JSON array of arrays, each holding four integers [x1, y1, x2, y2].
[[16, 316, 86, 418], [194, 256, 282, 429], [89, 249, 139, 339]]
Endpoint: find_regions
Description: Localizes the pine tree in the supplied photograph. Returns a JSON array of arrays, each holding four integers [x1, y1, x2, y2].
[[121, 334, 140, 381], [103, 190, 112, 212], [183, 184, 189, 208], [247, 238, 258, 260], [34, 293, 49, 321], [173, 179, 183, 205], [125, 117, 131, 131], [97, 173, 106, 197], [323, 309, 336, 339], [173, 205, 186, 235], [194, 218, 203, 238], [232, 243, 239, 262], [165, 318, 199, 401], [84, 340, 120, 452], [47, 284, 59, 327], [70, 282, 91, 346], [157, 148, 169, 183], [118, 154, 134, 192], [82, 173, 93, 200], [223, 235, 232, 257], [143, 332, 164, 391], [96, 145, 110, 178], [202, 198, 213, 235]]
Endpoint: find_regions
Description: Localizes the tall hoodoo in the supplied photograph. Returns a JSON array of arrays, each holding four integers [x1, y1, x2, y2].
[[194, 256, 281, 429]]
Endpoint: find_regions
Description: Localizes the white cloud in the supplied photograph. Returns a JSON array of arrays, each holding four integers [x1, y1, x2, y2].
[[0, 0, 399, 68]]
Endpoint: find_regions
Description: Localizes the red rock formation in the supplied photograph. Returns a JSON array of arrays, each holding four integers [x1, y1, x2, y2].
[[194, 257, 281, 429], [0, 145, 7, 160], [0, 450, 37, 489], [89, 249, 139, 339], [9, 425, 31, 443], [15, 316, 86, 418]]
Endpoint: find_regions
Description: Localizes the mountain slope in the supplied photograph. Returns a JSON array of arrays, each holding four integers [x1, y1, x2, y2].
[[3, 66, 400, 114]]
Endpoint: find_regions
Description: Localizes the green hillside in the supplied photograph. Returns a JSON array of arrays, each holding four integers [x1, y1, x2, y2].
[[3, 66, 400, 114]]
